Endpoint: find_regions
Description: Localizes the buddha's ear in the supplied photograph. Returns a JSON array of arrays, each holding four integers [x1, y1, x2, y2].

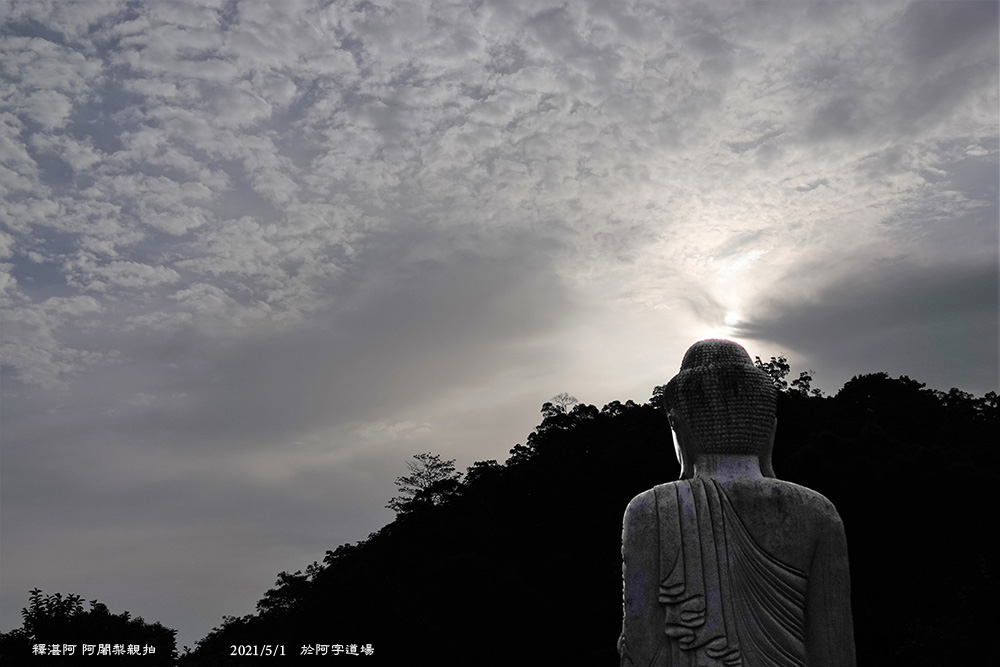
[[760, 418, 778, 478], [667, 409, 690, 432], [668, 410, 696, 480], [668, 410, 695, 445]]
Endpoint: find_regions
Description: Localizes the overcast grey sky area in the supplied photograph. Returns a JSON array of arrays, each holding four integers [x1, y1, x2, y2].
[[1, 0, 997, 651]]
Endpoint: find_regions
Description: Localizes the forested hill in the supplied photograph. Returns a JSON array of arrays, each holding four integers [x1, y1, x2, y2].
[[5, 369, 993, 664], [179, 366, 998, 666]]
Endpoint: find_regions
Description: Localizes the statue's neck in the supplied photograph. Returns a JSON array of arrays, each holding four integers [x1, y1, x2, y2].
[[692, 454, 763, 481]]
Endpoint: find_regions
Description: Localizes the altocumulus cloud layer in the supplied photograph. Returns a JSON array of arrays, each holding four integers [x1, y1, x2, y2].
[[1, 0, 997, 648]]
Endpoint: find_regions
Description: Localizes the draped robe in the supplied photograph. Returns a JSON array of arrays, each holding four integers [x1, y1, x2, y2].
[[619, 478, 855, 667]]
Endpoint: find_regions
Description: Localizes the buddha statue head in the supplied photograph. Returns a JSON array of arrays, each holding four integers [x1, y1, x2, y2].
[[663, 339, 777, 479]]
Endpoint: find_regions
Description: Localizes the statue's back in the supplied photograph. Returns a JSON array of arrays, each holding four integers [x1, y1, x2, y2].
[[620, 477, 854, 667]]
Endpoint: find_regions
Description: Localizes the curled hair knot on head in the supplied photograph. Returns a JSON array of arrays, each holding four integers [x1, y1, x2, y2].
[[663, 339, 777, 456]]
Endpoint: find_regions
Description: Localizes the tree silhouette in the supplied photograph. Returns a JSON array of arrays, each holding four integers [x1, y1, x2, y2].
[[790, 369, 821, 396], [754, 354, 791, 391], [649, 384, 667, 407], [0, 589, 177, 665], [385, 452, 463, 514], [546, 392, 579, 414]]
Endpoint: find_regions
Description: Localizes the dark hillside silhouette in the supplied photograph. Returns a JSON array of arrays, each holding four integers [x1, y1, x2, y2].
[[6, 365, 995, 665], [180, 363, 998, 666], [184, 397, 676, 665]]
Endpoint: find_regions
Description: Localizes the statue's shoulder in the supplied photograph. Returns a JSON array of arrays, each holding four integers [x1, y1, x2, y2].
[[623, 481, 680, 518], [718, 479, 844, 566], [750, 478, 845, 525]]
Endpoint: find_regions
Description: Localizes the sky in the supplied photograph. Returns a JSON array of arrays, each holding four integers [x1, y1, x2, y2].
[[1, 0, 997, 651]]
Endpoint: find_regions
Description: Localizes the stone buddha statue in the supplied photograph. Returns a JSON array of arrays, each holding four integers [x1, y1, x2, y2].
[[618, 339, 855, 667]]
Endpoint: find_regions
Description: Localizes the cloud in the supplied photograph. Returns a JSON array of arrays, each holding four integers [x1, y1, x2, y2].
[[737, 257, 999, 392], [0, 34, 105, 135], [0, 295, 105, 391], [2, 0, 994, 449], [83, 260, 181, 292], [3, 0, 124, 39], [0, 112, 42, 197], [0, 35, 103, 94], [895, 0, 999, 68], [20, 89, 74, 129], [125, 226, 575, 446]]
